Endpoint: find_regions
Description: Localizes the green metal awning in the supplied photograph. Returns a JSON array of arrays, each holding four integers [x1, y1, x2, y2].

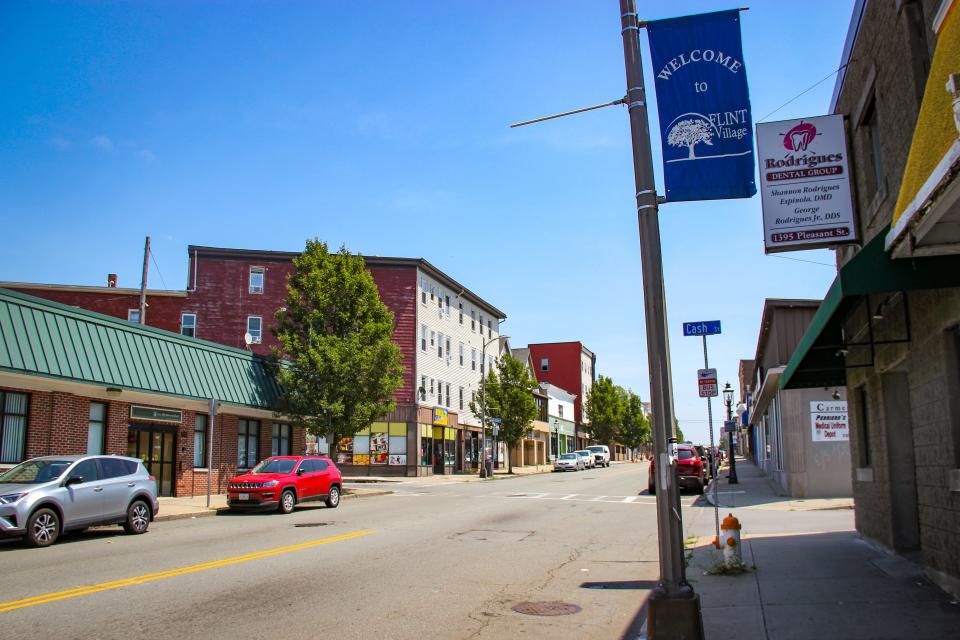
[[781, 227, 960, 389], [0, 287, 282, 408]]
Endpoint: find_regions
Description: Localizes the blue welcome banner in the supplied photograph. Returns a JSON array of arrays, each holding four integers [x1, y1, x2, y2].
[[646, 10, 756, 202]]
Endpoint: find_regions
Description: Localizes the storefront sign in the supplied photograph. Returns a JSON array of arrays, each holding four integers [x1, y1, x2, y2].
[[433, 407, 448, 426], [388, 454, 406, 466], [810, 400, 848, 442], [647, 9, 756, 201], [757, 114, 857, 252], [129, 405, 182, 424]]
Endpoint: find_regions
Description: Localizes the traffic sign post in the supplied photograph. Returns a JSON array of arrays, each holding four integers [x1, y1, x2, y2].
[[686, 321, 721, 550]]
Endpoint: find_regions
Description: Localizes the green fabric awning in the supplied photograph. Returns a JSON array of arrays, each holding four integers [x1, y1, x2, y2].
[[781, 227, 960, 389]]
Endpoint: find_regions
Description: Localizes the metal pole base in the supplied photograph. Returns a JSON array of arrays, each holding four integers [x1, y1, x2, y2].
[[646, 587, 705, 640]]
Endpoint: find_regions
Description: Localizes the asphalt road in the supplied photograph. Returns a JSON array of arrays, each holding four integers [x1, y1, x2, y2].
[[0, 463, 852, 639]]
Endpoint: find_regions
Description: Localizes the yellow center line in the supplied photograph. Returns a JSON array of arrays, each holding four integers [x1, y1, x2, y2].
[[0, 529, 372, 614]]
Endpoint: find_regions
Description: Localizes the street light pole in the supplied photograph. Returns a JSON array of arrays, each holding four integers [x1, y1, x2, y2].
[[479, 334, 509, 478], [723, 382, 739, 484], [619, 2, 703, 636]]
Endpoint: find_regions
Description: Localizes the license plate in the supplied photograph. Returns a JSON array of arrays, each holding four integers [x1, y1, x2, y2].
[[239, 493, 249, 500]]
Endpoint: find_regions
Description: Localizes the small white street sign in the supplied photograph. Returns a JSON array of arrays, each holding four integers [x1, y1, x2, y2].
[[698, 368, 718, 398]]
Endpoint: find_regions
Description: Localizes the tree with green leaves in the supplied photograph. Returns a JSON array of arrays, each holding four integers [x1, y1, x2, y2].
[[271, 240, 404, 458], [585, 375, 624, 446], [618, 390, 650, 458], [675, 419, 685, 443], [469, 353, 539, 474]]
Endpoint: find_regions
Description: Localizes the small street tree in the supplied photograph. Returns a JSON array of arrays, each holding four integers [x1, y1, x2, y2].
[[271, 240, 404, 458], [469, 353, 538, 474], [585, 375, 624, 446], [618, 390, 650, 459]]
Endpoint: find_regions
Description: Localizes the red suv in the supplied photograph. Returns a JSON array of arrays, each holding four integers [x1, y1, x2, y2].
[[227, 456, 342, 513], [647, 445, 706, 495]]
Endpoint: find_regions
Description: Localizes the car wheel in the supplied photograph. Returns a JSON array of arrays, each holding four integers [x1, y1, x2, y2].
[[26, 507, 60, 548], [278, 489, 296, 514], [325, 485, 341, 509], [123, 499, 151, 535]]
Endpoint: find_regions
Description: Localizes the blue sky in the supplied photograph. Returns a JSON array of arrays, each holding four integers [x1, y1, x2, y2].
[[0, 1, 854, 444]]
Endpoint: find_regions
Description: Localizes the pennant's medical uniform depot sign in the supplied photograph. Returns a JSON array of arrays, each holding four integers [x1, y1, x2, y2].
[[647, 9, 757, 202], [810, 400, 848, 442], [757, 114, 858, 252]]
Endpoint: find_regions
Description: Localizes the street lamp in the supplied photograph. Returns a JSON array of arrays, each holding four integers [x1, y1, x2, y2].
[[723, 382, 738, 484], [553, 418, 560, 461], [479, 334, 509, 478]]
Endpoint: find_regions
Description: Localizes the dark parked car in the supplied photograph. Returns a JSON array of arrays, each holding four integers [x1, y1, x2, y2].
[[647, 445, 707, 495], [227, 456, 342, 513]]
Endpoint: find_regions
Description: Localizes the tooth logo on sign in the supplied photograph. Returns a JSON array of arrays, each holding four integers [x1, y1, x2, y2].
[[782, 121, 819, 152]]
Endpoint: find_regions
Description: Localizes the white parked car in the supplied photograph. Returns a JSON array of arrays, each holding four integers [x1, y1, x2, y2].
[[553, 453, 583, 472], [574, 450, 596, 469], [587, 445, 611, 468]]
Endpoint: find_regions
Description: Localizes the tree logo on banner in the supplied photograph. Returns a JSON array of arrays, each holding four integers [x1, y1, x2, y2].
[[667, 115, 715, 159]]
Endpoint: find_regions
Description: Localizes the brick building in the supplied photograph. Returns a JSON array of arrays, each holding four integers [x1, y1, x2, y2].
[[0, 288, 301, 497], [527, 342, 596, 449], [3, 244, 507, 477], [779, 0, 960, 597]]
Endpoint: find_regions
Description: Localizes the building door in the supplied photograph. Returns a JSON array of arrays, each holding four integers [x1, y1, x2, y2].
[[127, 423, 177, 497], [882, 372, 921, 553]]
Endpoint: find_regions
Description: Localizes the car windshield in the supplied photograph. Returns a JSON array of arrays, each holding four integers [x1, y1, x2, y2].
[[678, 450, 695, 460], [0, 459, 73, 484], [251, 458, 297, 474], [587, 446, 604, 453], [560, 454, 578, 460]]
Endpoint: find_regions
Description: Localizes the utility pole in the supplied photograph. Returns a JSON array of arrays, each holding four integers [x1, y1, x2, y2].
[[138, 236, 150, 325], [207, 398, 219, 508], [619, 1, 704, 636]]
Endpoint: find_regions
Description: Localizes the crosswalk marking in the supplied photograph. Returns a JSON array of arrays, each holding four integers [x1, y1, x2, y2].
[[622, 496, 638, 503]]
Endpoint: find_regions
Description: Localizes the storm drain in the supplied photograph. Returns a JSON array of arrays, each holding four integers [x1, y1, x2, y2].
[[511, 601, 582, 617], [294, 522, 331, 528]]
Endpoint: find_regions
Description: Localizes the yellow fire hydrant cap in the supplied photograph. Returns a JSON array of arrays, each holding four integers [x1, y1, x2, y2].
[[721, 513, 741, 530]]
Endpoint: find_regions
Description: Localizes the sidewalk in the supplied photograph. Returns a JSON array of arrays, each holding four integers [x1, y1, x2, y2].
[[154, 486, 393, 522], [685, 458, 960, 640], [704, 457, 853, 512]]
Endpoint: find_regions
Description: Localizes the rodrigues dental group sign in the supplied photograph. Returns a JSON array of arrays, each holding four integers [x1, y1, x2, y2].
[[647, 9, 757, 202], [757, 114, 858, 253]]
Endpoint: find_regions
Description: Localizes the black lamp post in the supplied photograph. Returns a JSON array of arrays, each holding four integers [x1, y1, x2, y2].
[[723, 382, 738, 484]]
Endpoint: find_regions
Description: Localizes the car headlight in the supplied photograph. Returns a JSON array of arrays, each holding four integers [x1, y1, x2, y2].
[[262, 480, 278, 488], [0, 492, 27, 505]]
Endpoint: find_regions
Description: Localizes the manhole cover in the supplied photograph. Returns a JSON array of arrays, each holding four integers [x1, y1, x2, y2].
[[511, 601, 582, 616], [294, 522, 330, 528]]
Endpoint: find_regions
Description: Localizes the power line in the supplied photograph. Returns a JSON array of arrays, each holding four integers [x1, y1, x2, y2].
[[757, 63, 849, 123], [149, 248, 169, 290], [769, 254, 837, 268]]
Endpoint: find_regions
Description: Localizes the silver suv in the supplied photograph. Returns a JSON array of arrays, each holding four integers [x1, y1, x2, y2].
[[0, 455, 159, 547]]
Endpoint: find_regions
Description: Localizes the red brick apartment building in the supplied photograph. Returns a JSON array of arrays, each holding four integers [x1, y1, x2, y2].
[[527, 342, 597, 450], [2, 244, 506, 478]]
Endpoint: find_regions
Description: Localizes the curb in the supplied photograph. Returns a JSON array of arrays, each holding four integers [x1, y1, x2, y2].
[[153, 489, 395, 523]]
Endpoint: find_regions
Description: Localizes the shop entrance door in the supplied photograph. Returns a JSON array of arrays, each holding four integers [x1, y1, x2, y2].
[[127, 423, 177, 496]]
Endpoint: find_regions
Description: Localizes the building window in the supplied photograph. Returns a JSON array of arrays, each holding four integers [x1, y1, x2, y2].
[[421, 278, 428, 304], [471, 310, 476, 331], [438, 332, 444, 358], [442, 294, 447, 311], [459, 303, 463, 324], [472, 348, 477, 371], [194, 414, 208, 467], [459, 342, 465, 366], [247, 316, 262, 344], [87, 402, 106, 455], [446, 337, 451, 359], [421, 325, 428, 351], [420, 375, 427, 401], [541, 357, 549, 372], [272, 423, 291, 457], [479, 314, 484, 333], [0, 391, 28, 463], [862, 98, 884, 197], [446, 384, 451, 408], [181, 313, 197, 338], [430, 331, 435, 347], [430, 286, 435, 301], [487, 319, 492, 338], [249, 267, 265, 294], [459, 387, 464, 410], [127, 309, 140, 323], [430, 378, 435, 396], [237, 419, 260, 468], [559, 405, 564, 418]]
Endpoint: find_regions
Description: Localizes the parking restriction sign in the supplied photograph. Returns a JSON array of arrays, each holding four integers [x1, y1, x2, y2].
[[698, 368, 718, 398]]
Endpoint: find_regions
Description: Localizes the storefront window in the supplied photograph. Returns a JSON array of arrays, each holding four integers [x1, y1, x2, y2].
[[421, 436, 433, 466], [237, 419, 259, 468], [271, 423, 290, 457], [87, 402, 106, 455], [0, 391, 28, 464], [193, 414, 208, 467]]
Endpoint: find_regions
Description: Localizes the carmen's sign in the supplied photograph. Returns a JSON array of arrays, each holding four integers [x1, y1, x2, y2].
[[757, 114, 858, 252]]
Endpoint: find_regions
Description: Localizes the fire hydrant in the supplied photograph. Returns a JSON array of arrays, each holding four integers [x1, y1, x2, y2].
[[721, 513, 742, 569]]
